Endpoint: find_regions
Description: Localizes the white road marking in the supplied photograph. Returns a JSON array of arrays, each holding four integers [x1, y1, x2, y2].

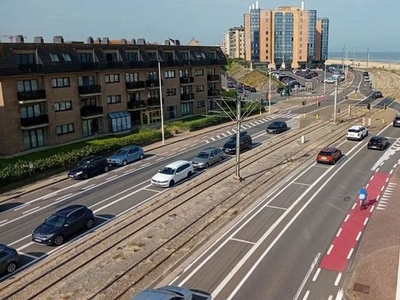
[[302, 290, 310, 300], [364, 217, 369, 226], [230, 238, 256, 245], [356, 231, 362, 241], [336, 228, 342, 237], [334, 272, 342, 286], [20, 252, 40, 260], [292, 182, 311, 186], [347, 248, 354, 259], [344, 214, 350, 222], [327, 244, 334, 255], [8, 234, 30, 247], [13, 204, 30, 211], [144, 188, 162, 193], [17, 242, 34, 251], [106, 175, 119, 181], [22, 206, 40, 215], [351, 203, 357, 210], [265, 205, 287, 211], [293, 253, 321, 300], [0, 219, 8, 225], [312, 268, 321, 281], [95, 215, 112, 221], [81, 184, 95, 190]]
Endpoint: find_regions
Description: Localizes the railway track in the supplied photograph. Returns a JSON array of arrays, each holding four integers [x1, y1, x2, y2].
[[0, 108, 366, 300]]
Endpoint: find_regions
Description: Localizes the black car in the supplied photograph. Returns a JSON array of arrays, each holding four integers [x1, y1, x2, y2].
[[393, 115, 400, 127], [32, 205, 95, 246], [372, 91, 383, 98], [250, 87, 257, 92], [367, 136, 389, 150], [68, 155, 109, 179], [0, 244, 19, 275], [266, 121, 288, 134], [222, 131, 252, 154], [363, 71, 369, 76]]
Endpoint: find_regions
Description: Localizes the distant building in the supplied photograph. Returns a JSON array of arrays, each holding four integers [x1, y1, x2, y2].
[[243, 1, 329, 69], [222, 26, 245, 59], [0, 36, 226, 155], [188, 38, 201, 46]]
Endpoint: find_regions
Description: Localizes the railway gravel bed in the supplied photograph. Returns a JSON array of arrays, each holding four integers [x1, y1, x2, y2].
[[0, 108, 367, 300]]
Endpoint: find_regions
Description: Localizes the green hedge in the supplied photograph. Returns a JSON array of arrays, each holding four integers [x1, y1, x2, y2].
[[0, 128, 171, 186]]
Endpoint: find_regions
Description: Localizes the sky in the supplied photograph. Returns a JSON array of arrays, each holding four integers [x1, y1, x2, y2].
[[0, 0, 399, 52]]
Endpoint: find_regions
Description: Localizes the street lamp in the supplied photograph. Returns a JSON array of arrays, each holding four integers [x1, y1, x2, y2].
[[268, 66, 272, 114], [323, 56, 327, 94], [158, 60, 165, 145], [333, 77, 338, 123]]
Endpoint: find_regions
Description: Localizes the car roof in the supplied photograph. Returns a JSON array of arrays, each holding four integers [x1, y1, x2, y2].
[[55, 205, 88, 217], [370, 135, 385, 140], [0, 244, 16, 252], [199, 147, 220, 154], [131, 289, 179, 300], [120, 145, 140, 150], [164, 160, 190, 168], [348, 125, 364, 130], [320, 146, 337, 152]]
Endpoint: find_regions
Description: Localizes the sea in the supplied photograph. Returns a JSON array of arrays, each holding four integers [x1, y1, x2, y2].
[[328, 51, 400, 63]]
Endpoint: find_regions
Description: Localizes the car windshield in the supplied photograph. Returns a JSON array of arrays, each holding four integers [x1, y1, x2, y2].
[[348, 128, 361, 133], [115, 149, 128, 156], [196, 152, 210, 159], [269, 122, 280, 128], [371, 138, 382, 143], [159, 167, 176, 175], [319, 151, 333, 156], [77, 160, 91, 168], [44, 214, 67, 227]]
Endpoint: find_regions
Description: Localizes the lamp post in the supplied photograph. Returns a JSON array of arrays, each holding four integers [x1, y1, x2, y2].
[[323, 56, 327, 94], [268, 66, 272, 114], [158, 60, 165, 145], [333, 77, 338, 123]]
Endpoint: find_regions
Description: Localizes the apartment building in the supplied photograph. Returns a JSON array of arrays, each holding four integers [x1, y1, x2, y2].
[[0, 36, 226, 155], [222, 26, 246, 59], [243, 1, 329, 69]]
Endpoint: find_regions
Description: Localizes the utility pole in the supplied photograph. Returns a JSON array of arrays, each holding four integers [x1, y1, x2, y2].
[[158, 60, 165, 145], [235, 98, 242, 180], [367, 47, 370, 68], [323, 55, 327, 94], [333, 78, 338, 123], [341, 44, 345, 73], [268, 67, 272, 114]]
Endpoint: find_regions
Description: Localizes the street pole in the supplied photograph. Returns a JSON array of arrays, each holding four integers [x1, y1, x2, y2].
[[235, 98, 242, 180], [333, 78, 338, 123], [158, 60, 165, 145], [323, 56, 326, 94], [367, 47, 369, 68], [268, 67, 272, 114]]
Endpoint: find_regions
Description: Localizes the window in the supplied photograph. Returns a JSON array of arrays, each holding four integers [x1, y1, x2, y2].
[[126, 52, 138, 62], [197, 101, 205, 108], [20, 104, 42, 118], [78, 53, 93, 63], [105, 74, 120, 83], [62, 53, 72, 62], [54, 101, 72, 112], [196, 85, 205, 92], [78, 76, 95, 86], [207, 68, 216, 75], [17, 80, 38, 92], [128, 92, 141, 101], [107, 95, 121, 104], [16, 53, 35, 64], [108, 111, 132, 133], [195, 69, 204, 76], [50, 53, 59, 63], [180, 70, 189, 77], [147, 71, 158, 80], [181, 102, 192, 116], [56, 124, 74, 135], [164, 70, 175, 78], [147, 52, 158, 61], [166, 88, 176, 96], [126, 73, 139, 82], [23, 129, 45, 150], [51, 77, 70, 88]]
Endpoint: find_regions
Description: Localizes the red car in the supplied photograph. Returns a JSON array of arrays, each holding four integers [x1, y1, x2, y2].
[[317, 147, 342, 164]]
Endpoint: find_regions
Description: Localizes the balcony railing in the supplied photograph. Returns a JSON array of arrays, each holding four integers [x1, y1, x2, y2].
[[18, 64, 43, 74], [148, 60, 159, 68], [207, 74, 220, 81], [147, 97, 162, 106], [17, 90, 46, 101], [208, 90, 220, 97], [80, 105, 104, 117], [20, 114, 49, 127], [180, 76, 194, 84], [107, 61, 124, 69], [78, 84, 101, 95], [81, 62, 100, 70], [128, 100, 146, 109], [126, 61, 148, 68], [146, 79, 163, 88], [126, 81, 145, 90], [181, 93, 195, 101]]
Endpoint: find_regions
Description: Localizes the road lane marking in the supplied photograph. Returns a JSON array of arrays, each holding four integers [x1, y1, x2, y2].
[[42, 192, 58, 200], [230, 238, 255, 245], [336, 228, 342, 237], [106, 175, 119, 181], [344, 214, 350, 222], [334, 272, 342, 286], [328, 296, 333, 300], [351, 203, 357, 210], [96, 173, 108, 179], [347, 248, 354, 259], [0, 219, 8, 225], [293, 253, 321, 300], [17, 241, 34, 251], [54, 193, 73, 203], [327, 244, 334, 255], [8, 234, 30, 246], [95, 215, 112, 221], [312, 268, 321, 282], [363, 217, 369, 226], [81, 184, 95, 190], [144, 188, 162, 193], [20, 252, 40, 259], [13, 204, 30, 211], [302, 290, 310, 300], [265, 205, 287, 211], [22, 206, 40, 215], [292, 182, 311, 187]]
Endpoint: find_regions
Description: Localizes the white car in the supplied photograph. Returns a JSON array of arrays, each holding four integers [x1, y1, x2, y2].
[[324, 77, 335, 84], [347, 125, 368, 141], [151, 160, 193, 187]]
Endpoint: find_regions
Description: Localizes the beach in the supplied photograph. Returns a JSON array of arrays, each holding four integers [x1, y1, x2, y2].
[[327, 59, 400, 71]]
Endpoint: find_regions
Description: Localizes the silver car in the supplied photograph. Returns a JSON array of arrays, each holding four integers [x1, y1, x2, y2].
[[192, 147, 224, 169]]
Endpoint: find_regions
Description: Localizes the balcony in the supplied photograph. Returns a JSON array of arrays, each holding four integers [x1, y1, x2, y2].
[[180, 77, 194, 85], [18, 64, 43, 74], [128, 100, 146, 110], [208, 90, 220, 97], [80, 62, 100, 70], [125, 61, 148, 68], [107, 61, 124, 69], [17, 90, 46, 103], [78, 84, 101, 96], [80, 105, 104, 118], [126, 81, 145, 90], [148, 60, 159, 68], [147, 97, 162, 107], [20, 114, 49, 128], [207, 74, 220, 81], [161, 60, 180, 67], [181, 93, 195, 101], [146, 79, 163, 88]]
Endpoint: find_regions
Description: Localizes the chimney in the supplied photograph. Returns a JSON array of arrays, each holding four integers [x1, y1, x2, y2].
[[53, 36, 64, 43], [174, 39, 180, 45], [34, 36, 44, 43], [301, 1, 305, 10], [87, 36, 94, 44], [121, 39, 127, 44], [16, 35, 25, 43], [96, 37, 102, 44], [131, 39, 136, 45], [137, 38, 146, 45], [255, 1, 259, 9], [165, 39, 171, 45], [252, 3, 255, 9], [102, 37, 109, 44]]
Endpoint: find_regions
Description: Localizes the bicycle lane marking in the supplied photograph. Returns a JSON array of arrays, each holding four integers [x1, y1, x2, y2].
[[319, 171, 390, 272]]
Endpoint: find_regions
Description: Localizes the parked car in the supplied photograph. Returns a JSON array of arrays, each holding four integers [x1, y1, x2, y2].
[[192, 147, 224, 169], [372, 91, 383, 98], [68, 155, 109, 179], [324, 77, 335, 84], [250, 87, 257, 92], [363, 71, 369, 76], [367, 136, 389, 150], [364, 76, 371, 82], [316, 147, 342, 165], [393, 115, 400, 127], [151, 160, 193, 187], [222, 131, 252, 154], [32, 205, 95, 246], [131, 285, 212, 300], [266, 121, 288, 134], [0, 244, 19, 275], [347, 125, 368, 141], [107, 145, 144, 166]]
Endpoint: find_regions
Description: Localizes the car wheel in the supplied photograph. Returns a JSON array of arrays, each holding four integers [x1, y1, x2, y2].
[[205, 163, 209, 169], [86, 218, 94, 229], [83, 173, 89, 180], [139, 154, 144, 160], [104, 165, 109, 172], [54, 235, 64, 246], [187, 171, 193, 178], [169, 180, 175, 187], [122, 160, 128, 166], [6, 262, 17, 273]]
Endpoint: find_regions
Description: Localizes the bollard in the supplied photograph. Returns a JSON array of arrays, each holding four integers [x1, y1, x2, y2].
[[301, 135, 306, 143], [316, 112, 319, 120], [382, 116, 386, 124]]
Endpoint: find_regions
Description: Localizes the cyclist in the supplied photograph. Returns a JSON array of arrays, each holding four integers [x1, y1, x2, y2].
[[359, 187, 368, 210]]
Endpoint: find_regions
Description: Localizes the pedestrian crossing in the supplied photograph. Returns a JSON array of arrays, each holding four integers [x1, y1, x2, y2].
[[376, 182, 396, 210], [204, 112, 299, 143]]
